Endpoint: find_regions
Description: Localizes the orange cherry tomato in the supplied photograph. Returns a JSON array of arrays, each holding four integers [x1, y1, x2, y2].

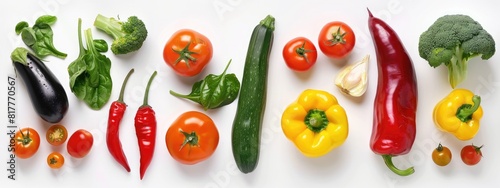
[[163, 29, 213, 77], [47, 152, 65, 169], [13, 127, 40, 159], [67, 129, 94, 158], [432, 143, 452, 166], [166, 111, 219, 165], [318, 21, 356, 59], [46, 124, 68, 146], [282, 37, 318, 71]]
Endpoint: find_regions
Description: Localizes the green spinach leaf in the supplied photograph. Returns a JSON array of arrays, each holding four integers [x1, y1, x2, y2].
[[68, 19, 112, 110], [170, 60, 240, 110], [15, 15, 67, 59]]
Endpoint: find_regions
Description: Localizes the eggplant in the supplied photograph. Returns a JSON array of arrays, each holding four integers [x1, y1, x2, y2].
[[11, 47, 68, 123]]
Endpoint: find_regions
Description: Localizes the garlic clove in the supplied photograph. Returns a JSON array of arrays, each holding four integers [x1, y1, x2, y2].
[[335, 55, 370, 97]]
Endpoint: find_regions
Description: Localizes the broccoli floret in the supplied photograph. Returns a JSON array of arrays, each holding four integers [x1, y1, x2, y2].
[[93, 14, 148, 55], [418, 14, 495, 88]]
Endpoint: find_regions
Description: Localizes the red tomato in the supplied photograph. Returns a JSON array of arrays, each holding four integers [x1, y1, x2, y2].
[[282, 37, 318, 71], [67, 129, 94, 158], [461, 144, 483, 166], [47, 152, 65, 169], [166, 111, 219, 165], [163, 29, 213, 77], [13, 127, 40, 159], [318, 21, 356, 59], [46, 124, 68, 146]]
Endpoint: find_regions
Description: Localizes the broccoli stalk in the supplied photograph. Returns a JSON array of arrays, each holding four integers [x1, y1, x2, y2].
[[418, 14, 495, 88], [93, 14, 148, 55]]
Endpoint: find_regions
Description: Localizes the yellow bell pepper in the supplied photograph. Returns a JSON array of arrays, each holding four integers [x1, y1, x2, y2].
[[281, 89, 348, 157], [433, 89, 483, 140]]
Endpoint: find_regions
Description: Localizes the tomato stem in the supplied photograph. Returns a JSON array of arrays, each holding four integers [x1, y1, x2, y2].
[[296, 41, 314, 64], [172, 41, 197, 69], [436, 143, 443, 152], [382, 155, 415, 176], [326, 26, 347, 46], [179, 130, 199, 151], [17, 128, 33, 146]]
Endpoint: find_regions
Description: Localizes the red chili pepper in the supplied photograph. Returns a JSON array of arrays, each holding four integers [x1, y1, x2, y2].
[[106, 68, 134, 172], [135, 71, 157, 180], [367, 9, 418, 176]]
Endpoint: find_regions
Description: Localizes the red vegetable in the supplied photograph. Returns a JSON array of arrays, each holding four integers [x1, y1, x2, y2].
[[106, 69, 134, 172], [368, 9, 418, 176], [135, 71, 157, 180]]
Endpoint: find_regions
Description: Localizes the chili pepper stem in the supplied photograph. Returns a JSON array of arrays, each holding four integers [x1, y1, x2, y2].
[[382, 155, 414, 176], [142, 71, 158, 107], [117, 69, 135, 103], [456, 95, 481, 122]]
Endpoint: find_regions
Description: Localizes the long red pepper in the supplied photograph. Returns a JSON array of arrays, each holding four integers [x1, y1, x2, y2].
[[367, 9, 418, 176], [106, 68, 134, 172], [135, 71, 157, 180]]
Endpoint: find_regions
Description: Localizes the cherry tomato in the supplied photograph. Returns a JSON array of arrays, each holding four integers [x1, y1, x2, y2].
[[282, 37, 318, 71], [47, 152, 65, 169], [163, 29, 213, 77], [432, 143, 452, 166], [166, 111, 219, 165], [318, 21, 356, 59], [13, 127, 40, 159], [461, 144, 483, 166], [67, 129, 94, 158], [46, 124, 68, 146]]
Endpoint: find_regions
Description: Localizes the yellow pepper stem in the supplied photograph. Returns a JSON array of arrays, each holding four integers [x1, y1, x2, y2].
[[456, 95, 481, 122], [304, 109, 329, 133], [382, 155, 415, 176]]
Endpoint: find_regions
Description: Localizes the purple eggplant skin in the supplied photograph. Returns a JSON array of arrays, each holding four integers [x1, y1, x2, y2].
[[13, 52, 69, 123]]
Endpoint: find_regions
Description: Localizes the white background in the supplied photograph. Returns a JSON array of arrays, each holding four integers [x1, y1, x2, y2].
[[1, 0, 499, 187]]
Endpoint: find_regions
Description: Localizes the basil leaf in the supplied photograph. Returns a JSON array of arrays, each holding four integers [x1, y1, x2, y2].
[[15, 21, 29, 35], [170, 60, 240, 110], [15, 15, 67, 59], [20, 28, 37, 46], [93, 39, 108, 53], [35, 15, 57, 26]]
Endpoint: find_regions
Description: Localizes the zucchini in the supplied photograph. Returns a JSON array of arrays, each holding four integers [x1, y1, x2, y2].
[[231, 15, 275, 173]]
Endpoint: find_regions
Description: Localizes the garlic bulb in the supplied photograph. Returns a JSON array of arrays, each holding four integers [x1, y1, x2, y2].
[[335, 55, 370, 97]]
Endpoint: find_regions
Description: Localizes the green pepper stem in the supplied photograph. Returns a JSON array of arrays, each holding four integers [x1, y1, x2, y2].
[[456, 95, 481, 122], [117, 69, 134, 103], [304, 109, 329, 133], [382, 155, 414, 176]]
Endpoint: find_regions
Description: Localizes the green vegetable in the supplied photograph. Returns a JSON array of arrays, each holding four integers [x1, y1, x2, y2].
[[418, 14, 496, 88], [68, 18, 113, 110], [93, 39, 109, 53], [169, 60, 240, 110], [15, 15, 67, 59], [93, 14, 148, 55], [231, 15, 274, 174]]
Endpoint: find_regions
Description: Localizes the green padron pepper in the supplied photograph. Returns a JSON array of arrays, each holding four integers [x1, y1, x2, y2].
[[170, 60, 240, 110]]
